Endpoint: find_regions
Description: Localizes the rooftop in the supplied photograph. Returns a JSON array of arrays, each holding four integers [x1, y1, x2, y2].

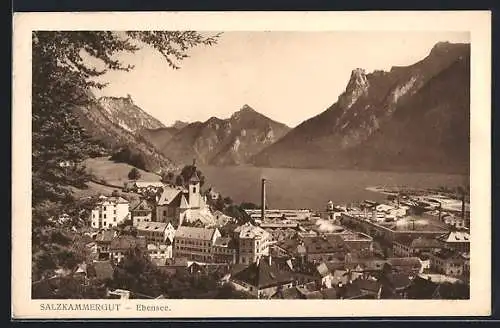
[[174, 226, 218, 241], [231, 256, 294, 289], [234, 223, 270, 240], [438, 231, 470, 243], [136, 221, 169, 232]]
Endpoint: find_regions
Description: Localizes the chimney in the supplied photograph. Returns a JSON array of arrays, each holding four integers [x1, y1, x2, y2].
[[192, 158, 196, 167], [261, 178, 266, 221]]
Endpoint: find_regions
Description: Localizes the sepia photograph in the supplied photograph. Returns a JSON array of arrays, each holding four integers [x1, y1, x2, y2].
[[12, 11, 491, 318]]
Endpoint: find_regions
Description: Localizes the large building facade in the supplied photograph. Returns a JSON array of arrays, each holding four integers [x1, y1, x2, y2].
[[173, 226, 222, 262], [91, 196, 130, 229], [234, 223, 272, 265]]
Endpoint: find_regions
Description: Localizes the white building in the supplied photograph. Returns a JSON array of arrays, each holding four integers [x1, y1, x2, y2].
[[90, 196, 130, 229], [233, 223, 272, 265], [146, 243, 173, 263], [136, 221, 175, 245]]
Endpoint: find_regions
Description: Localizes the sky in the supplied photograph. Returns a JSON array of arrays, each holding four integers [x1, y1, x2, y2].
[[91, 31, 469, 128]]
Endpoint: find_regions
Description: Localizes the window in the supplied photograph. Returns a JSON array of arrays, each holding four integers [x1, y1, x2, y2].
[[163, 210, 167, 216], [114, 210, 116, 214], [103, 214, 106, 219]]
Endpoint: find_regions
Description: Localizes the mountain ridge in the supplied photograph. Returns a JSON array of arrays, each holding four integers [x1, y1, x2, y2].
[[143, 104, 291, 166], [251, 42, 470, 174]]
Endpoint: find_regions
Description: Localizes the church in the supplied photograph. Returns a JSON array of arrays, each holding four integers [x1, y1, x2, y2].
[[155, 166, 212, 228]]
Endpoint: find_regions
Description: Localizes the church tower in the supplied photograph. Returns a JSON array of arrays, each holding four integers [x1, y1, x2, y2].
[[188, 159, 201, 209]]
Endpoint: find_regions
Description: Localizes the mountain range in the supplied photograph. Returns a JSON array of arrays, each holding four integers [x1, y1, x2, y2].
[[252, 41, 470, 174], [143, 104, 291, 165], [72, 94, 176, 173], [74, 41, 470, 175]]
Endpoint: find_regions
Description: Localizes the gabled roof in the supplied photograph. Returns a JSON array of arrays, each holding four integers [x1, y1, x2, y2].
[[174, 226, 218, 241], [234, 223, 270, 240], [231, 256, 294, 289], [179, 194, 189, 209], [131, 199, 152, 212], [439, 231, 470, 243], [157, 187, 182, 206]]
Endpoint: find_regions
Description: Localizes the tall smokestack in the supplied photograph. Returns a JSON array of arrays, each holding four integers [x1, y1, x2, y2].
[[261, 178, 266, 221]]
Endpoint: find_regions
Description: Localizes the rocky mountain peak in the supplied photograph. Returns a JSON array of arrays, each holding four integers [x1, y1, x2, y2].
[[338, 68, 370, 109], [348, 68, 369, 89]]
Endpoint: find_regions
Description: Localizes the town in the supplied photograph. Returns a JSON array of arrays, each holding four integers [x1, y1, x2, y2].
[[32, 160, 470, 300]]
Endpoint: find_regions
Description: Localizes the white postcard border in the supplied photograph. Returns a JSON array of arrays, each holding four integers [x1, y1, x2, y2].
[[12, 10, 492, 318]]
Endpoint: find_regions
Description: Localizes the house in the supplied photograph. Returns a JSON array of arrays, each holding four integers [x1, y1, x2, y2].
[[173, 226, 221, 262], [131, 199, 153, 226], [442, 213, 466, 229], [212, 210, 233, 227], [90, 196, 130, 229], [155, 167, 210, 227], [430, 249, 465, 277], [386, 257, 423, 275], [392, 236, 443, 257], [437, 231, 470, 253], [146, 243, 172, 262], [109, 235, 146, 263], [136, 221, 175, 245], [94, 230, 117, 259], [212, 237, 238, 264], [229, 256, 294, 299], [233, 223, 272, 265], [301, 235, 348, 263]]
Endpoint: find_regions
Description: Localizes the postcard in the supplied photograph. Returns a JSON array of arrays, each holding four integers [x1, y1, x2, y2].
[[12, 11, 491, 319]]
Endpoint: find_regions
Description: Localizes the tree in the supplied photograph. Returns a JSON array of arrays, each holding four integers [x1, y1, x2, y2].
[[180, 165, 206, 187], [175, 175, 185, 187], [128, 167, 141, 180], [162, 171, 175, 184], [32, 31, 220, 208]]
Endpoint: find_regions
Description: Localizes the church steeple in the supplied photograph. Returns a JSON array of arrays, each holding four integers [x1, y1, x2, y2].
[[188, 158, 201, 208]]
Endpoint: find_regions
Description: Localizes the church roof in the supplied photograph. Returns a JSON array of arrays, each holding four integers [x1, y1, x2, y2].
[[189, 171, 201, 183], [157, 187, 182, 206], [179, 194, 189, 209]]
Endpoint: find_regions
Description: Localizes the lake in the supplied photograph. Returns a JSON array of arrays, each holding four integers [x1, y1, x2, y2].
[[200, 165, 467, 211]]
